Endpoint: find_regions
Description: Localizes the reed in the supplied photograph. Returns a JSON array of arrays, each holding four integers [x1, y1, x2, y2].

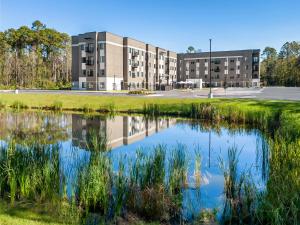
[[10, 101, 29, 110]]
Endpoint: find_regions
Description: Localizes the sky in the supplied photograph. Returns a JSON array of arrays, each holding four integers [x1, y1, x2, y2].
[[0, 0, 299, 53]]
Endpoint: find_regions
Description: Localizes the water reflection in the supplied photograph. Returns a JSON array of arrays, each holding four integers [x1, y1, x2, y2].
[[0, 111, 269, 222], [72, 114, 176, 149]]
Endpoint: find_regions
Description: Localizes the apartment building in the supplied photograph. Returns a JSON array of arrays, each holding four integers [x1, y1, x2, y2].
[[72, 114, 176, 149], [177, 49, 260, 87], [72, 32, 177, 91]]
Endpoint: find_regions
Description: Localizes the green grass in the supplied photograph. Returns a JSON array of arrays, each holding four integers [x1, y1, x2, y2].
[[0, 93, 299, 113]]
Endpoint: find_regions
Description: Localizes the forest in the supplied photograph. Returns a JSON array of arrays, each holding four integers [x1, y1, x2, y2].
[[260, 42, 300, 86], [0, 20, 71, 89]]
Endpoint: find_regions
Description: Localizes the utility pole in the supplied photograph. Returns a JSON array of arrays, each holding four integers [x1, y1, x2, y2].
[[208, 39, 213, 98]]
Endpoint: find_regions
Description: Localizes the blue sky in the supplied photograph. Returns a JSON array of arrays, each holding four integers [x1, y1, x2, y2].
[[0, 0, 299, 53]]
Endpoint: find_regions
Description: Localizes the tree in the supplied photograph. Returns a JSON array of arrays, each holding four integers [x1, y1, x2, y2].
[[261, 47, 277, 85], [187, 46, 195, 53], [0, 21, 71, 89]]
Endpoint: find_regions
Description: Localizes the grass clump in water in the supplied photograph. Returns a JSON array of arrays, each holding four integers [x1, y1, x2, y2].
[[49, 101, 63, 111], [10, 101, 28, 110]]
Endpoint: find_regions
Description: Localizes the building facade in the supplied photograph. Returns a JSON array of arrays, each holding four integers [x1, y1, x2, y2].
[[72, 32, 177, 91], [177, 50, 260, 87]]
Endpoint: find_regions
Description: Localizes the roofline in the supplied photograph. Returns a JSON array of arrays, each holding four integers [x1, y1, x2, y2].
[[177, 49, 260, 55]]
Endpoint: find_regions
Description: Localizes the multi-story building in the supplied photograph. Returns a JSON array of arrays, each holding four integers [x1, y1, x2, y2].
[[72, 31, 177, 91], [71, 114, 176, 149], [177, 49, 260, 87]]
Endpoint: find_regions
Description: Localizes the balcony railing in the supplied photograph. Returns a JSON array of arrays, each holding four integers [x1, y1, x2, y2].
[[86, 60, 94, 66], [85, 47, 94, 53], [132, 62, 139, 68], [132, 51, 138, 57]]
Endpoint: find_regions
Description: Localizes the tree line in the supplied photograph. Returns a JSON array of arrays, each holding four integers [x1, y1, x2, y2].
[[0, 20, 71, 89], [260, 42, 300, 86]]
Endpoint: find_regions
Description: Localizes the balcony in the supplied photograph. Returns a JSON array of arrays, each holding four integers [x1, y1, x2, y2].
[[214, 68, 220, 72], [86, 60, 94, 66], [132, 51, 138, 58], [132, 62, 139, 68], [85, 47, 94, 53]]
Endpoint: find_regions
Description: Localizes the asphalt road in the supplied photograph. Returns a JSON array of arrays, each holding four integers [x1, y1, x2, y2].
[[1, 87, 300, 100]]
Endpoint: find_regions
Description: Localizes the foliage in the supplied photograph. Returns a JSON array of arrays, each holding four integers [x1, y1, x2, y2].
[[261, 41, 300, 86], [0, 21, 71, 89]]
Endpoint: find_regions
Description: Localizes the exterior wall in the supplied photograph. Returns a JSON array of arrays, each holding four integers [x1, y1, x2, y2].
[[146, 44, 157, 90], [100, 32, 124, 90], [177, 49, 260, 87], [123, 38, 147, 90], [167, 51, 177, 87], [156, 47, 168, 89], [72, 32, 98, 90]]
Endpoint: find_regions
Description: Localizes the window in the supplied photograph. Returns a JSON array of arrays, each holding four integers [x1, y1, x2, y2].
[[230, 59, 235, 63], [100, 56, 105, 63], [142, 51, 144, 56], [191, 61, 195, 65], [141, 72, 143, 77], [237, 66, 240, 69], [87, 56, 94, 65], [137, 72, 139, 77], [246, 65, 249, 70], [230, 68, 234, 71], [82, 69, 86, 76], [82, 57, 86, 63], [81, 45, 85, 51], [213, 59, 221, 64], [99, 43, 104, 49], [128, 48, 131, 53], [99, 82, 105, 89], [253, 57, 259, 63], [87, 70, 94, 77], [86, 43, 94, 53], [191, 69, 195, 72], [100, 69, 105, 76], [128, 71, 131, 77], [128, 59, 131, 65], [82, 82, 86, 88]]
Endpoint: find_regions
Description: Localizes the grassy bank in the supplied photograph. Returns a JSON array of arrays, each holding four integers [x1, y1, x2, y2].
[[0, 93, 299, 114]]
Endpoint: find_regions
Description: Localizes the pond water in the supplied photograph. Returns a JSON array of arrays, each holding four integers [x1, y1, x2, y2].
[[0, 111, 268, 219]]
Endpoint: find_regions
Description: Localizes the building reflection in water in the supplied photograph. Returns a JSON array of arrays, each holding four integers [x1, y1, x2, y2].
[[72, 115, 176, 150]]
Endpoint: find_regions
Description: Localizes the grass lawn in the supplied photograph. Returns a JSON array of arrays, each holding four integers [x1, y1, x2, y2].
[[0, 93, 299, 112]]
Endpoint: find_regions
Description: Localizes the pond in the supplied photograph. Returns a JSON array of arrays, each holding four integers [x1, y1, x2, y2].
[[0, 111, 269, 223]]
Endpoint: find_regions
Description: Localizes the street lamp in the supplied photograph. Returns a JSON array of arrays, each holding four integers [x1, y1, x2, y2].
[[208, 39, 213, 98]]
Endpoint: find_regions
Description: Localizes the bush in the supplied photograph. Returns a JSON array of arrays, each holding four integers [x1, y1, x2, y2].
[[128, 89, 151, 95]]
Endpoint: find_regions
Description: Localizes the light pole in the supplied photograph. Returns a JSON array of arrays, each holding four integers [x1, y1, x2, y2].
[[208, 39, 213, 98]]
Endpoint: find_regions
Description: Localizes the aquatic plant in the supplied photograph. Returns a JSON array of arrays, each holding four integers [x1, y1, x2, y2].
[[50, 101, 63, 111], [10, 101, 28, 110]]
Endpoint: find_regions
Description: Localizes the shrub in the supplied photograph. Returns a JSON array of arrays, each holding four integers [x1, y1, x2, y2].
[[128, 89, 151, 95]]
